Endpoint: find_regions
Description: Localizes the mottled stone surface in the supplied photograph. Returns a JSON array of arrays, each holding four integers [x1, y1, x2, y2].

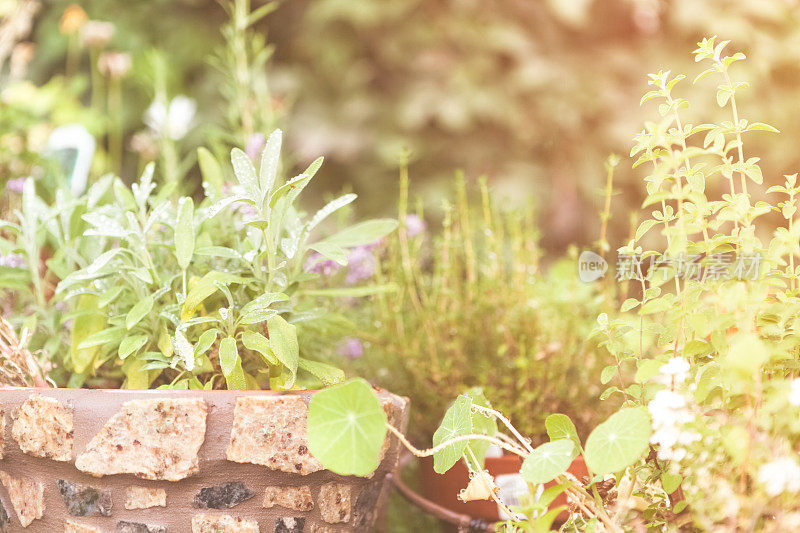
[[57, 479, 112, 517], [0, 470, 44, 527], [352, 476, 385, 530], [227, 397, 322, 475], [125, 486, 166, 510], [76, 398, 207, 481], [263, 486, 313, 512], [11, 395, 73, 461], [65, 521, 102, 533], [193, 482, 254, 509], [0, 408, 5, 461], [117, 520, 167, 533], [318, 483, 351, 524], [309, 525, 334, 533], [0, 497, 8, 533], [275, 517, 305, 533], [191, 513, 259, 532]]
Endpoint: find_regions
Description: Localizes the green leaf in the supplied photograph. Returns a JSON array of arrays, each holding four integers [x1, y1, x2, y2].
[[119, 334, 148, 360], [319, 219, 398, 248], [97, 285, 125, 308], [231, 148, 260, 202], [521, 439, 575, 485], [266, 315, 299, 388], [661, 472, 682, 494], [219, 336, 239, 377], [746, 122, 779, 133], [241, 329, 277, 365], [584, 408, 651, 476], [635, 219, 657, 242], [259, 129, 282, 201], [126, 295, 154, 330], [198, 147, 223, 195], [268, 172, 314, 208], [298, 358, 346, 387], [175, 197, 195, 270], [77, 326, 126, 349], [239, 308, 278, 325], [621, 298, 640, 312], [307, 378, 388, 476], [600, 365, 618, 385], [123, 357, 151, 389], [225, 359, 248, 390], [194, 329, 218, 356], [308, 242, 348, 266], [432, 395, 472, 474], [545, 413, 581, 459], [307, 194, 357, 234], [463, 388, 498, 469], [181, 271, 244, 321], [70, 295, 107, 373]]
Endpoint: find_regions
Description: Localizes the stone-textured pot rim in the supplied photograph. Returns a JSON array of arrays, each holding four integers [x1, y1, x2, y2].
[[0, 385, 409, 532]]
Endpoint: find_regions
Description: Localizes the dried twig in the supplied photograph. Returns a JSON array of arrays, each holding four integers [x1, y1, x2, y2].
[[0, 316, 48, 387]]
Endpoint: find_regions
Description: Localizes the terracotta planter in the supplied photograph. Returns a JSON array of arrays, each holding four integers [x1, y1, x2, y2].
[[0, 387, 409, 532], [421, 453, 588, 528]]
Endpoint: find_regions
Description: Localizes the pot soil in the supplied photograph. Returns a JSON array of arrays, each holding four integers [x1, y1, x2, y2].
[[421, 453, 588, 529], [0, 387, 408, 532]]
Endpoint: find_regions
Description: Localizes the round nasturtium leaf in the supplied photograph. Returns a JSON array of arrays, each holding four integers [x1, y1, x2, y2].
[[545, 413, 581, 459], [584, 407, 651, 476], [521, 439, 575, 485], [307, 378, 388, 477]]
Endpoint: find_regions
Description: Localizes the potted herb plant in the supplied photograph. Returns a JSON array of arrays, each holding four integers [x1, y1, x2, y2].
[[0, 130, 409, 532]]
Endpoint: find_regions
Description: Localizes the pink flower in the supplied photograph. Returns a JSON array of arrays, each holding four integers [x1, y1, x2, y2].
[[405, 214, 426, 237], [6, 178, 25, 193], [338, 338, 364, 360]]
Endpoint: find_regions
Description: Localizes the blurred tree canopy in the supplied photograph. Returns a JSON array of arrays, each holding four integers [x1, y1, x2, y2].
[[20, 0, 800, 250]]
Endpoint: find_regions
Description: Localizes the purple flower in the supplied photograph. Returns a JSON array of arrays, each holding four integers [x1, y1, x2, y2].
[[6, 178, 25, 193], [246, 133, 266, 161], [338, 337, 364, 360], [0, 253, 25, 268], [305, 253, 342, 277], [404, 214, 426, 237], [345, 245, 376, 284]]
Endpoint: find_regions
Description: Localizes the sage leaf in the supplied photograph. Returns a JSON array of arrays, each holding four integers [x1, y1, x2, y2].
[[175, 196, 195, 270], [219, 336, 238, 377]]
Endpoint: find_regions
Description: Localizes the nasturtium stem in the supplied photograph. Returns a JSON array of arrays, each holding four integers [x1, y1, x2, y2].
[[385, 423, 528, 458], [471, 404, 534, 454]]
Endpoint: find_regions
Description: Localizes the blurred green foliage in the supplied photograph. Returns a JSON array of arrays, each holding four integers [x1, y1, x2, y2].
[[11, 0, 800, 248]]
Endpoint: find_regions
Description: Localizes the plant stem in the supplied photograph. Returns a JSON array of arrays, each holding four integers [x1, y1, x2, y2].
[[385, 423, 528, 458]]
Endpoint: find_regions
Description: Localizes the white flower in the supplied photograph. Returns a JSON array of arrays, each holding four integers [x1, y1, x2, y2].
[[648, 389, 697, 462], [789, 378, 800, 406], [758, 457, 800, 497], [145, 95, 196, 141], [657, 356, 690, 385]]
